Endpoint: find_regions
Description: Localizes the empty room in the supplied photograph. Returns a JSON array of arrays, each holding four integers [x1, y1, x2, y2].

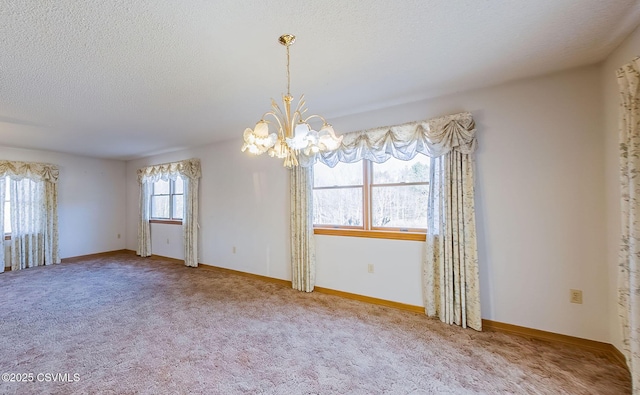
[[1, 1, 640, 394]]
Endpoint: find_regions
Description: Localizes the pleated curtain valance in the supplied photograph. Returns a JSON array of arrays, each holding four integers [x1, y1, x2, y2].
[[0, 160, 59, 183], [137, 158, 201, 184], [299, 111, 476, 167]]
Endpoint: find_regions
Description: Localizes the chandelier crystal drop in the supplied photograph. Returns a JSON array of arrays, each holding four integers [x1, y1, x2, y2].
[[241, 34, 343, 167]]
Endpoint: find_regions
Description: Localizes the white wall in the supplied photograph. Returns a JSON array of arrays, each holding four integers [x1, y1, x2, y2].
[[315, 236, 424, 305], [602, 24, 640, 353], [0, 144, 126, 259], [125, 64, 609, 342]]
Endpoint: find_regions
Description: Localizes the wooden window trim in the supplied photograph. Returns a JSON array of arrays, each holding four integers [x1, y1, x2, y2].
[[314, 227, 425, 242], [370, 226, 426, 233], [149, 219, 183, 225]]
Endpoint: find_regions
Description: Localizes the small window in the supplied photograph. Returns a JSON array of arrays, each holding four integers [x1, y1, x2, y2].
[[313, 156, 429, 235], [150, 177, 184, 222]]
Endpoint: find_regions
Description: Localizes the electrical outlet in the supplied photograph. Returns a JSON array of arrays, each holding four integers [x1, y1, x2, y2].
[[570, 289, 583, 304], [117, 233, 121, 239], [367, 264, 374, 274], [232, 246, 236, 254], [166, 238, 170, 244]]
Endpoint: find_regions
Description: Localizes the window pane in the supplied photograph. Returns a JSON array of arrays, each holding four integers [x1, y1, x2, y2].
[[151, 195, 170, 218], [372, 155, 430, 184], [172, 194, 184, 220], [314, 161, 363, 187], [371, 185, 428, 228], [153, 179, 170, 195], [174, 177, 184, 194], [313, 187, 362, 226]]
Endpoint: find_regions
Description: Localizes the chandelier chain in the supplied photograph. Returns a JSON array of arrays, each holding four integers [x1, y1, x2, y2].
[[286, 44, 291, 96]]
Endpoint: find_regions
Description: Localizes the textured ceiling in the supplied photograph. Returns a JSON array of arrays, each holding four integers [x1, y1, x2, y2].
[[1, 0, 639, 160]]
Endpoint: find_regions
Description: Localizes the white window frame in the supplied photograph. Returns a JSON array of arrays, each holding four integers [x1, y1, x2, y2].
[[150, 178, 184, 223]]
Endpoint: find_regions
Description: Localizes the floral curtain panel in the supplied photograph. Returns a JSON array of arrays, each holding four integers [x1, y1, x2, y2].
[[618, 56, 640, 392], [11, 178, 45, 270], [290, 165, 315, 292], [183, 176, 199, 268], [137, 182, 152, 258], [137, 158, 201, 267], [424, 149, 481, 330], [0, 160, 59, 272]]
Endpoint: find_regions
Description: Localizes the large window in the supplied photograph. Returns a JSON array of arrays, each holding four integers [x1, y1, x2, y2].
[[313, 155, 429, 238], [150, 177, 184, 222]]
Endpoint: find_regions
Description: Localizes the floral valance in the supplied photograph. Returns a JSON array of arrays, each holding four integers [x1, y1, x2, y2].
[[0, 160, 59, 183], [137, 158, 201, 184], [301, 111, 477, 167]]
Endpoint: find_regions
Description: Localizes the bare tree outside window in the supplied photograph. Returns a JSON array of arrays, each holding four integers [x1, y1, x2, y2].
[[313, 161, 363, 227], [371, 156, 429, 229], [313, 155, 429, 231]]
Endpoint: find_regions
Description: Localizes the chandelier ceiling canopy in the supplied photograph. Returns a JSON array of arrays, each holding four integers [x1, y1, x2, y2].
[[241, 34, 343, 168]]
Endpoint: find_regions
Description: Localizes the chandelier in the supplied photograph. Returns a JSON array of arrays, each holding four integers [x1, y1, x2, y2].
[[241, 34, 343, 167]]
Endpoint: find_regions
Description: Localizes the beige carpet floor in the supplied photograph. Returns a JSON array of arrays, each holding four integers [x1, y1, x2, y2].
[[0, 252, 631, 394]]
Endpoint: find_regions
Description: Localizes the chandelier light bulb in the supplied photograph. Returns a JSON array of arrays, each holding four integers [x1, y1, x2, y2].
[[254, 121, 270, 138]]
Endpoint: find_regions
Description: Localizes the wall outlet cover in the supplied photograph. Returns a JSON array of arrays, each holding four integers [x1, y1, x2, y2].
[[570, 289, 583, 304]]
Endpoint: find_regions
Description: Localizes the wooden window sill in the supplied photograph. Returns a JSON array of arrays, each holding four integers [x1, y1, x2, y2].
[[314, 228, 426, 241], [150, 219, 183, 225]]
